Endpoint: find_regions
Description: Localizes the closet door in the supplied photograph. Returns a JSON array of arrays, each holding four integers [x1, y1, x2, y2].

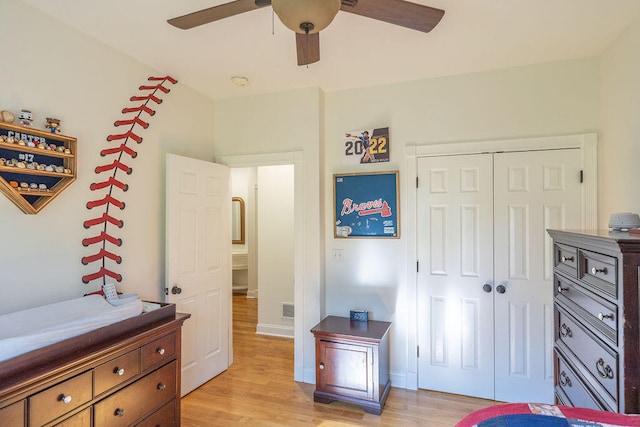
[[493, 149, 582, 402], [417, 154, 495, 398]]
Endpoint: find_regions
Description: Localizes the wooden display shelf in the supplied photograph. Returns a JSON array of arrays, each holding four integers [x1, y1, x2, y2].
[[0, 122, 77, 214]]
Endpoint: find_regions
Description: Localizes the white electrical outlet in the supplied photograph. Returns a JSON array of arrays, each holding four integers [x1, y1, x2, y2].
[[332, 249, 344, 262]]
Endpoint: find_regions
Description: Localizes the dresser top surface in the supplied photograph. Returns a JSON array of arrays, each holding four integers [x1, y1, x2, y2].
[[311, 316, 391, 341]]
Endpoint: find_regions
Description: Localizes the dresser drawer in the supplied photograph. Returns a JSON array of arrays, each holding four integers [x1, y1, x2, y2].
[[29, 371, 93, 427], [95, 349, 140, 396], [555, 274, 617, 345], [94, 361, 176, 427], [554, 243, 578, 277], [141, 333, 175, 371], [578, 249, 617, 298], [556, 308, 618, 404], [555, 352, 607, 411], [0, 400, 25, 426], [134, 400, 176, 427], [55, 407, 91, 427]]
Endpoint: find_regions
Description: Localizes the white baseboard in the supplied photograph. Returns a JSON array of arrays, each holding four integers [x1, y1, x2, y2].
[[256, 323, 294, 338]]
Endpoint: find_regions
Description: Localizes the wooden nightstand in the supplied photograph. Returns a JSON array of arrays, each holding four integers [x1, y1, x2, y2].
[[311, 316, 391, 415]]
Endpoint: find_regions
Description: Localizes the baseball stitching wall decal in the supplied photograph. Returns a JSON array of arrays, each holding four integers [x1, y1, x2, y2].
[[81, 76, 178, 285]]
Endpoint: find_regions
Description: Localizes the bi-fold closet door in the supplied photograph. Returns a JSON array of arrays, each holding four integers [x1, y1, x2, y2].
[[417, 149, 581, 402]]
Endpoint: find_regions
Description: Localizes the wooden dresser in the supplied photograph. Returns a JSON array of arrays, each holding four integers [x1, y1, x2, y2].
[[0, 303, 189, 426], [311, 316, 391, 415], [548, 229, 640, 413]]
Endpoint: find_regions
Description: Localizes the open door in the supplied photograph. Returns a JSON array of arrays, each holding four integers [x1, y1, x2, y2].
[[166, 153, 231, 396]]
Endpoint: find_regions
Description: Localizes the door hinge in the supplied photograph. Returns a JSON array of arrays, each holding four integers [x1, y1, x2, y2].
[[417, 345, 420, 358], [580, 170, 584, 183], [416, 260, 419, 273], [416, 176, 419, 188], [164, 287, 168, 296]]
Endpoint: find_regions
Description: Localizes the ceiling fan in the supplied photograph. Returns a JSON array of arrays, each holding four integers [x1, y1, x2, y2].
[[167, 0, 445, 66]]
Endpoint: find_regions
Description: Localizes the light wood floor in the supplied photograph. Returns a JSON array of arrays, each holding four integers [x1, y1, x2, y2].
[[180, 294, 498, 426]]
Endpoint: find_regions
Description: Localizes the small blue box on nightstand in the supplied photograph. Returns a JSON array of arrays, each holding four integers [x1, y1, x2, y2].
[[350, 309, 368, 322]]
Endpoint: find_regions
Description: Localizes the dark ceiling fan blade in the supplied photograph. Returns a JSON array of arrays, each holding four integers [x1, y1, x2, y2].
[[340, 0, 444, 33], [296, 32, 320, 66], [167, 0, 268, 30]]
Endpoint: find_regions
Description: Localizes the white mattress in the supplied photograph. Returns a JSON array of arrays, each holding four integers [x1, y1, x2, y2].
[[0, 295, 143, 362]]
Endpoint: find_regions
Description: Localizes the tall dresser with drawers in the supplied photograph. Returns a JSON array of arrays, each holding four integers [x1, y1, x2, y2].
[[548, 229, 640, 414]]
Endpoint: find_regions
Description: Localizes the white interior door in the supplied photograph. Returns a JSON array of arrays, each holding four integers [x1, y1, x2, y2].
[[417, 154, 495, 398], [493, 149, 581, 402], [166, 153, 231, 396], [417, 149, 581, 402]]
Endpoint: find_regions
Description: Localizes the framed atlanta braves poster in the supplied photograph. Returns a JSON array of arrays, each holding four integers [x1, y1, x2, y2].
[[344, 127, 389, 164], [334, 171, 399, 238]]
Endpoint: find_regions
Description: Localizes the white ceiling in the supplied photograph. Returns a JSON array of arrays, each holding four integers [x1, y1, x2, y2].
[[19, 0, 640, 100]]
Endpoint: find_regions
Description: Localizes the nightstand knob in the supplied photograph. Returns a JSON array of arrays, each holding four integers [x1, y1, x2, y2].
[[560, 323, 572, 338], [60, 395, 72, 404], [557, 285, 569, 294], [114, 367, 125, 376], [559, 371, 572, 387], [115, 408, 125, 417], [561, 256, 574, 262], [591, 267, 607, 275], [319, 363, 325, 370], [157, 383, 166, 390], [157, 348, 165, 355]]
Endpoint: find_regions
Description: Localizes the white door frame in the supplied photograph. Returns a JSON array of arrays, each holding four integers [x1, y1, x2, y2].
[[216, 151, 308, 382], [405, 133, 598, 390]]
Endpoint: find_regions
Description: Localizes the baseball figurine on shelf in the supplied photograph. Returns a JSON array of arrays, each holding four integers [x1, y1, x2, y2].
[[0, 110, 15, 123], [45, 117, 61, 134], [18, 109, 33, 127]]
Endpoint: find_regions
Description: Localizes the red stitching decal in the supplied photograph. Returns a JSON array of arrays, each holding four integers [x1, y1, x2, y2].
[[82, 76, 177, 285]]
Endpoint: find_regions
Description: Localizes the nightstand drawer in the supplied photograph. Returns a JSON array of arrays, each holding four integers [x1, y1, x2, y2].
[[578, 249, 617, 298], [56, 407, 91, 427], [29, 371, 93, 427], [556, 308, 618, 404], [141, 333, 175, 371], [94, 361, 176, 427], [95, 349, 140, 396]]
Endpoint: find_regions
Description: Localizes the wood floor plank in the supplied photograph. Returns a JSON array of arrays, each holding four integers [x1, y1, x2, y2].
[[180, 295, 499, 426]]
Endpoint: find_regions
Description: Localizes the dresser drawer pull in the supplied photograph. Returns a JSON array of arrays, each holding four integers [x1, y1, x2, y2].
[[557, 285, 569, 293], [157, 383, 166, 390], [59, 394, 73, 404], [596, 358, 614, 379], [157, 348, 166, 355], [559, 371, 572, 387], [559, 323, 573, 338], [597, 312, 614, 321], [115, 408, 126, 417], [591, 267, 608, 275], [561, 256, 574, 262], [114, 367, 125, 376]]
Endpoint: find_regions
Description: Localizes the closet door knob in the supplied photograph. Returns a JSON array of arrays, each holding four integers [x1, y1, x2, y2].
[[496, 285, 506, 294], [482, 284, 492, 293]]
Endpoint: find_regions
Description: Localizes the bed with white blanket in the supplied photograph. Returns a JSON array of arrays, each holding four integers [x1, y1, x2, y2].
[[0, 294, 143, 363]]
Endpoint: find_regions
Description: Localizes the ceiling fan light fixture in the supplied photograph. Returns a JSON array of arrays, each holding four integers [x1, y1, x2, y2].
[[272, 0, 341, 34]]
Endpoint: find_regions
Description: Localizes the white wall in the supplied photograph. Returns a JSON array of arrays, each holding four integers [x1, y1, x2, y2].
[[257, 165, 295, 337], [0, 1, 215, 314], [600, 14, 640, 225], [323, 58, 601, 388]]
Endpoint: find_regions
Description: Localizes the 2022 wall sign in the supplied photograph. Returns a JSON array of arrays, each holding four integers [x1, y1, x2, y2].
[[343, 127, 389, 165]]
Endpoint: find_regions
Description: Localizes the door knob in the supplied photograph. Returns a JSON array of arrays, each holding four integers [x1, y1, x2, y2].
[[482, 284, 492, 293], [496, 285, 506, 294], [171, 285, 182, 295]]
